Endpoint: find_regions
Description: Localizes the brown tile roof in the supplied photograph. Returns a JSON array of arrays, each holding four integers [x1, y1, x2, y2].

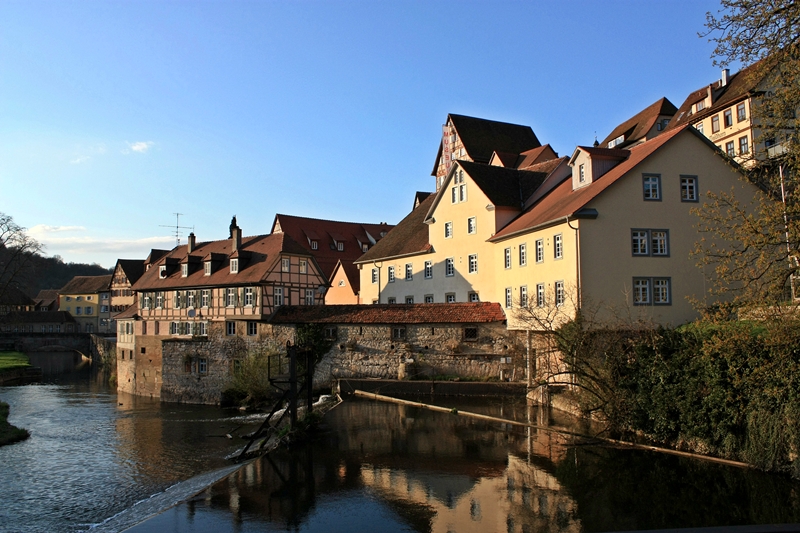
[[269, 302, 506, 324], [413, 191, 433, 209], [490, 126, 704, 241], [516, 144, 559, 170], [115, 259, 146, 284], [457, 160, 552, 209], [271, 214, 394, 280], [33, 289, 59, 309], [432, 114, 541, 175], [114, 302, 139, 320], [355, 193, 435, 264], [330, 259, 360, 295], [60, 275, 112, 295], [145, 249, 170, 265], [0, 311, 76, 324], [490, 151, 521, 167], [0, 286, 35, 306], [132, 232, 313, 291], [668, 61, 767, 130], [600, 97, 677, 148]]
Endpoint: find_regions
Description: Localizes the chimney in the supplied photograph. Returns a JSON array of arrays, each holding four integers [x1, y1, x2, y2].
[[721, 68, 730, 87], [187, 232, 196, 253], [231, 225, 241, 252]]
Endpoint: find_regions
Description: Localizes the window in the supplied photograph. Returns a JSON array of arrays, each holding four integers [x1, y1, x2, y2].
[[247, 321, 257, 336], [405, 263, 413, 281], [643, 175, 661, 201], [204, 262, 211, 276], [281, 258, 290, 272], [737, 102, 747, 122], [555, 281, 565, 307], [198, 322, 207, 336], [159, 265, 167, 279], [632, 229, 669, 256], [444, 222, 453, 238], [451, 187, 458, 204], [459, 184, 466, 202], [504, 248, 511, 269], [724, 109, 733, 128], [142, 321, 147, 335], [274, 287, 283, 307], [198, 358, 207, 374], [579, 164, 585, 183], [311, 240, 318, 250], [170, 322, 179, 335], [424, 261, 432, 279], [445, 258, 454, 277], [726, 141, 735, 157], [77, 296, 82, 301], [520, 285, 528, 307], [712, 114, 720, 133], [554, 234, 563, 259], [681, 176, 698, 202], [537, 283, 545, 307], [371, 268, 378, 284], [696, 121, 704, 134], [388, 297, 396, 304], [405, 296, 414, 304], [66, 296, 72, 301], [739, 135, 749, 154], [468, 254, 478, 274], [75, 307, 82, 315], [226, 321, 236, 335], [469, 292, 479, 302], [324, 326, 337, 340], [463, 327, 478, 341], [181, 264, 188, 277], [305, 289, 314, 305], [425, 295, 434, 303], [392, 326, 406, 340], [505, 288, 512, 308], [100, 305, 108, 313], [362, 244, 368, 253], [244, 287, 254, 306], [696, 100, 705, 112], [174, 291, 182, 308], [85, 307, 93, 315], [536, 239, 544, 263], [226, 288, 236, 307], [446, 293, 456, 303], [519, 244, 527, 266], [633, 277, 672, 305], [201, 290, 210, 307], [187, 291, 195, 308], [467, 217, 476, 234], [299, 260, 307, 274], [388, 266, 395, 282]]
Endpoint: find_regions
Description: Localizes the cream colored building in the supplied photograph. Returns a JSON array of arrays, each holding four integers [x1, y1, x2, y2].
[[58, 275, 112, 333], [358, 124, 761, 329]]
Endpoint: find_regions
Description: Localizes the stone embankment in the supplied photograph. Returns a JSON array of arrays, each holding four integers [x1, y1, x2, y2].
[[0, 366, 42, 385]]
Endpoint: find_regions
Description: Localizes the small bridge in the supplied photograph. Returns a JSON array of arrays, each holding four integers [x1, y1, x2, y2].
[[0, 333, 91, 355]]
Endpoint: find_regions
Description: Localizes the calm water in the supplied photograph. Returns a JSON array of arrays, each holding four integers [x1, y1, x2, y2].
[[127, 398, 800, 533], [3, 374, 800, 533]]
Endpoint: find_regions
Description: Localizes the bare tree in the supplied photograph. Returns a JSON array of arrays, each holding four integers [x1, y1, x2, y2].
[[0, 213, 43, 302]]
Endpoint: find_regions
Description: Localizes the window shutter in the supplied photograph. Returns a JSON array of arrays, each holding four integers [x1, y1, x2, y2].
[[239, 288, 244, 307]]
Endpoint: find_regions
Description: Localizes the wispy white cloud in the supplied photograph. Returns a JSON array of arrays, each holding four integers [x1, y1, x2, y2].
[[124, 141, 154, 154], [70, 156, 90, 165], [28, 224, 87, 234]]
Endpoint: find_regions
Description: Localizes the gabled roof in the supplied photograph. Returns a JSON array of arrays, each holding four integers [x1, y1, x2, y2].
[[355, 193, 435, 264], [668, 61, 767, 130], [0, 286, 35, 306], [132, 232, 313, 291], [269, 302, 506, 324], [0, 311, 76, 324], [114, 259, 146, 285], [516, 144, 559, 170], [600, 97, 677, 148], [330, 259, 360, 295], [569, 146, 630, 165], [414, 191, 434, 210], [432, 114, 541, 175], [34, 289, 59, 309], [490, 126, 710, 241], [145, 249, 170, 265], [115, 302, 139, 320], [270, 214, 394, 280], [452, 160, 553, 210], [60, 275, 112, 295]]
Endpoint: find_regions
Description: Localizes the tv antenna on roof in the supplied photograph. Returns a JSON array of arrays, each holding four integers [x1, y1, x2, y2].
[[160, 213, 193, 247]]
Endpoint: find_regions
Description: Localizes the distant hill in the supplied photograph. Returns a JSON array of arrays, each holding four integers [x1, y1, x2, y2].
[[19, 254, 113, 296]]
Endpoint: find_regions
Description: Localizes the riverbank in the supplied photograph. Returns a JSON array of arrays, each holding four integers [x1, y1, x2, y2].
[[0, 350, 42, 385], [0, 401, 29, 446]]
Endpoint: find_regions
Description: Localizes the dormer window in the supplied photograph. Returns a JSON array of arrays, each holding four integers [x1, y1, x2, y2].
[[607, 135, 624, 148], [311, 241, 318, 250], [230, 259, 238, 273], [337, 242, 344, 251], [181, 264, 188, 277], [159, 265, 167, 279], [362, 244, 368, 252], [204, 262, 211, 276], [696, 100, 705, 112], [579, 164, 585, 183]]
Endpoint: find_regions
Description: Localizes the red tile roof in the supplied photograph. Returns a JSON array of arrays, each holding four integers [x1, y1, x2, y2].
[[132, 232, 313, 290], [270, 214, 394, 281], [269, 302, 506, 324], [600, 97, 677, 148], [355, 193, 435, 264], [115, 302, 139, 320], [490, 126, 701, 241]]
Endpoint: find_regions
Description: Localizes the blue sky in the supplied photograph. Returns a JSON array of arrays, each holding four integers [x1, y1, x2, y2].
[[0, 0, 730, 268]]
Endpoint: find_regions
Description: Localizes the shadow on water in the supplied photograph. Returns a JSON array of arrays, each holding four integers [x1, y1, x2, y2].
[[127, 398, 800, 533]]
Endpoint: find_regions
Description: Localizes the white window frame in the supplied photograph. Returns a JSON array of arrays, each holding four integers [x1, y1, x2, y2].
[[555, 281, 565, 307], [504, 248, 511, 269], [388, 266, 395, 283], [536, 239, 544, 263], [405, 296, 414, 304], [424, 261, 432, 279], [274, 287, 283, 307], [204, 262, 211, 276], [424, 294, 434, 303], [337, 242, 344, 251], [247, 321, 257, 336], [281, 258, 290, 272], [536, 283, 545, 308], [201, 289, 210, 308], [299, 260, 307, 274], [371, 268, 378, 284], [520, 285, 528, 307], [305, 289, 314, 305], [244, 287, 254, 307], [467, 217, 476, 235], [446, 293, 456, 304], [226, 288, 236, 307], [181, 263, 188, 277], [468, 254, 478, 274], [505, 288, 512, 308], [643, 175, 661, 201], [554, 234, 563, 259], [445, 258, 454, 277], [405, 263, 413, 281], [444, 221, 453, 239], [226, 321, 236, 336], [519, 243, 527, 266], [230, 259, 238, 273]]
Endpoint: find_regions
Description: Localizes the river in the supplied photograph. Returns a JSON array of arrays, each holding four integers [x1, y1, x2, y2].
[[2, 372, 800, 533]]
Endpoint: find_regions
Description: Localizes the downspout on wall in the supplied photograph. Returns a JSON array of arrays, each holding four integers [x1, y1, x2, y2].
[[566, 216, 582, 311]]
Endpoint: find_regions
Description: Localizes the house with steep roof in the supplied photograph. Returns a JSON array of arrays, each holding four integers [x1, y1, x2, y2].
[[270, 214, 393, 304], [433, 114, 542, 191], [0, 286, 35, 315], [360, 116, 762, 329], [600, 97, 677, 149], [109, 258, 151, 331], [33, 289, 59, 312], [58, 275, 112, 333], [125, 218, 328, 398]]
